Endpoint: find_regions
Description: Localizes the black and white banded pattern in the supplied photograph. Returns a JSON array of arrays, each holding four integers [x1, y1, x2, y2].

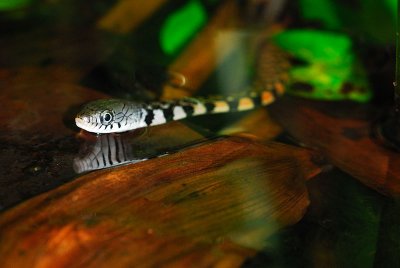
[[75, 42, 290, 134]]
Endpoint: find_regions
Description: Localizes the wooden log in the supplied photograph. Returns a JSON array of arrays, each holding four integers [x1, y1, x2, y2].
[[0, 137, 322, 267], [270, 96, 400, 198]]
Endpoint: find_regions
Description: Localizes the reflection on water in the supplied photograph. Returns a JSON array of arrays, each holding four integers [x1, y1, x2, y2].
[[73, 132, 136, 173], [73, 122, 216, 173]]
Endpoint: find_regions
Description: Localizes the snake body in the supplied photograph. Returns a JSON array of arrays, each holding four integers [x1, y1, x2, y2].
[[75, 43, 289, 134]]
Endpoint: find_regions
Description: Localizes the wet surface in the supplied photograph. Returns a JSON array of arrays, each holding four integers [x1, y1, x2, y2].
[[0, 67, 108, 210], [0, 133, 76, 207]]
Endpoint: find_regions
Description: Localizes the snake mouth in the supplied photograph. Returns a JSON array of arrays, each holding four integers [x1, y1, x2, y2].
[[75, 117, 89, 131], [75, 117, 109, 134]]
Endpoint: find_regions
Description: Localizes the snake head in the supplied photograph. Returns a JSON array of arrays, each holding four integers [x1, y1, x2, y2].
[[75, 99, 145, 134]]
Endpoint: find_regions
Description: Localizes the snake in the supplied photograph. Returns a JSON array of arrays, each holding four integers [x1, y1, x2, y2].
[[75, 42, 290, 134]]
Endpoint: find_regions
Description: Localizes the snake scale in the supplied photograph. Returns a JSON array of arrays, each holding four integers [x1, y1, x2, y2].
[[75, 42, 290, 134]]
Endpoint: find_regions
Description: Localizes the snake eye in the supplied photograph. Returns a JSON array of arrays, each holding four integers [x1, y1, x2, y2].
[[101, 111, 113, 124]]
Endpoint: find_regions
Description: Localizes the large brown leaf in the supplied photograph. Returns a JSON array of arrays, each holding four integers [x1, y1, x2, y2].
[[0, 136, 321, 267]]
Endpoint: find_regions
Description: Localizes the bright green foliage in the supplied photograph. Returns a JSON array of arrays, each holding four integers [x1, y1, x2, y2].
[[274, 30, 371, 102], [299, 0, 341, 29], [160, 0, 206, 55], [0, 0, 31, 10]]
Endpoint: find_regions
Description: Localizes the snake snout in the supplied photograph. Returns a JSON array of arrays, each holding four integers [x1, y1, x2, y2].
[[75, 116, 90, 128]]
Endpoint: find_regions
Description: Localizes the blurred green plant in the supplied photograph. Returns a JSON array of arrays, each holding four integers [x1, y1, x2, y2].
[[0, 0, 31, 10], [300, 0, 395, 44], [160, 0, 207, 55], [384, 0, 397, 20], [299, 0, 341, 29], [274, 30, 371, 102]]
